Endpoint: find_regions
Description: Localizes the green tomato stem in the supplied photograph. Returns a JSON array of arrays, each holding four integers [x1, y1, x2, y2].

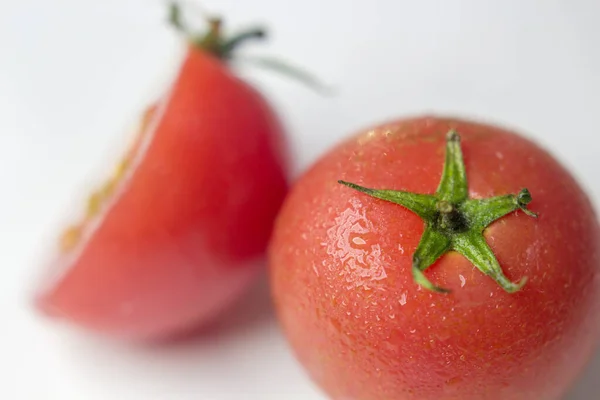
[[167, 1, 332, 93], [339, 130, 538, 294]]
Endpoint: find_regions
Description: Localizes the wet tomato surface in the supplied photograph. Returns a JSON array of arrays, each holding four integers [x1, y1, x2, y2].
[[269, 116, 600, 399]]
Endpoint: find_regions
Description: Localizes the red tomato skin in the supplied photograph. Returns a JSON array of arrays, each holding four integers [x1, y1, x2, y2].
[[268, 116, 600, 399], [35, 46, 290, 340]]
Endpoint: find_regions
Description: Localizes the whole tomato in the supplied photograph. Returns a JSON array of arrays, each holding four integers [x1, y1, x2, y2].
[[268, 116, 600, 399], [32, 3, 307, 341]]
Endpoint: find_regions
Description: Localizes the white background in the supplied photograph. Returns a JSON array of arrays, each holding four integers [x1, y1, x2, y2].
[[1, 0, 599, 399]]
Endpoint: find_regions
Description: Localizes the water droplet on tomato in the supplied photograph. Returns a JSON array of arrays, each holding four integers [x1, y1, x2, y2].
[[445, 375, 463, 386], [352, 236, 366, 245], [324, 199, 388, 288], [399, 292, 407, 305]]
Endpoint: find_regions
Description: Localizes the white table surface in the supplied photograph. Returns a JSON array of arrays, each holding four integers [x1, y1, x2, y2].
[[1, 0, 599, 399]]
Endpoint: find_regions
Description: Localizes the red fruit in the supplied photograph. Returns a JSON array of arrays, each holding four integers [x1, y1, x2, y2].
[[34, 4, 295, 340], [268, 116, 600, 399]]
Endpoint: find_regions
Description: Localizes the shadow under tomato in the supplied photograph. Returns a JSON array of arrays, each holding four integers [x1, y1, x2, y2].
[[147, 268, 277, 347], [50, 267, 286, 400], [564, 346, 600, 400]]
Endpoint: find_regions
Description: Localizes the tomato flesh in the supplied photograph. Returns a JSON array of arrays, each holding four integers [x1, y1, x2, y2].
[[268, 116, 600, 399], [35, 47, 289, 340]]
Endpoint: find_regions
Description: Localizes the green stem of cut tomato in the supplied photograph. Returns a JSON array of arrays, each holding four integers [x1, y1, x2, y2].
[[168, 1, 267, 59], [339, 130, 539, 294], [167, 1, 333, 94]]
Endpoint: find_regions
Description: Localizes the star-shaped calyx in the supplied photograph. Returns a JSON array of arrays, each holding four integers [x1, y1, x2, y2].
[[339, 130, 538, 294]]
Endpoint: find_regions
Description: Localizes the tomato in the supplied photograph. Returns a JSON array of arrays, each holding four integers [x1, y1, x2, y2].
[[33, 4, 293, 341], [268, 116, 600, 399]]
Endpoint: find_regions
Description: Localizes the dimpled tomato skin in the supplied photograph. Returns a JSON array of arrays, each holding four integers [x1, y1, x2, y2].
[[268, 116, 600, 400]]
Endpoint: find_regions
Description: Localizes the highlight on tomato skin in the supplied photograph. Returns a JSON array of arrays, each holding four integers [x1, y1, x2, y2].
[[31, 3, 304, 341], [267, 115, 600, 400]]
